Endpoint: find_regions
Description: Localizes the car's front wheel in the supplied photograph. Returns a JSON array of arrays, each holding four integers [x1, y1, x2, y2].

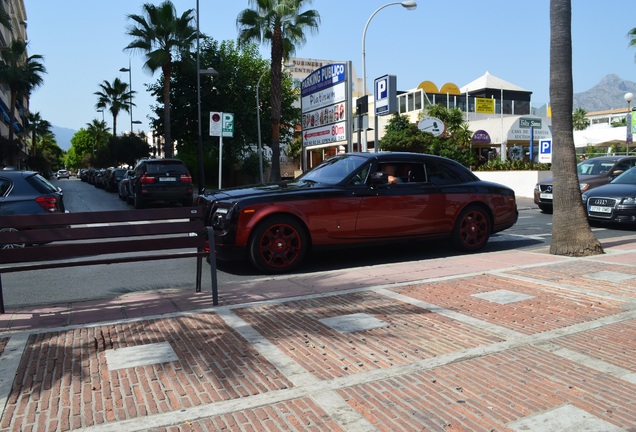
[[452, 205, 491, 252], [248, 215, 308, 274], [538, 204, 553, 214]]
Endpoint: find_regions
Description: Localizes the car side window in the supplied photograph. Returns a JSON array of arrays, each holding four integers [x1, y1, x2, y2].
[[425, 160, 472, 185], [0, 178, 10, 196]]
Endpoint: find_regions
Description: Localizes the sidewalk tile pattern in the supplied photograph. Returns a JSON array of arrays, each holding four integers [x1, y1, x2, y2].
[[2, 239, 636, 431]]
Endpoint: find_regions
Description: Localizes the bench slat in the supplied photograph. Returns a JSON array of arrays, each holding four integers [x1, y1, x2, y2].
[[0, 220, 204, 245], [0, 207, 204, 229]]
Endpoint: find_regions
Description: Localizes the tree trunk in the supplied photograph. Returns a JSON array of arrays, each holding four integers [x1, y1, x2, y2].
[[269, 26, 284, 182], [549, 0, 603, 256], [162, 64, 173, 158]]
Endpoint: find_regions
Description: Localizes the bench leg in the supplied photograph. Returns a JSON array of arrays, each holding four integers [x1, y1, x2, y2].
[[0, 274, 4, 314], [207, 227, 218, 306]]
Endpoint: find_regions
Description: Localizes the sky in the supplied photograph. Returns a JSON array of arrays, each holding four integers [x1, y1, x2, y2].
[[25, 0, 636, 138]]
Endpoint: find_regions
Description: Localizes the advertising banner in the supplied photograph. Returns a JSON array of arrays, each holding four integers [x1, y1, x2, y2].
[[301, 63, 350, 149]]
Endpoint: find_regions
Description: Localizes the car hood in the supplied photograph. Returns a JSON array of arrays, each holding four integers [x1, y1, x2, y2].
[[586, 183, 636, 198], [539, 173, 603, 185], [200, 179, 328, 201]]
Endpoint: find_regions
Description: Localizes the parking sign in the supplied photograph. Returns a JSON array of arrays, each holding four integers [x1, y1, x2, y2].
[[374, 75, 396, 116], [538, 139, 552, 163]]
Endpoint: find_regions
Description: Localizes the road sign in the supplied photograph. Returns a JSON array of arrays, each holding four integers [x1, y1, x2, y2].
[[209, 112, 222, 137], [222, 113, 234, 137], [374, 74, 396, 116], [538, 139, 552, 163]]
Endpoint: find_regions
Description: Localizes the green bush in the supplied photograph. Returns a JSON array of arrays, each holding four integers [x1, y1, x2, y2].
[[474, 160, 551, 171]]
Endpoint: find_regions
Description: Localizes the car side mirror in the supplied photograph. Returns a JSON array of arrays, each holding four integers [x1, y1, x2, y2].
[[611, 170, 624, 178]]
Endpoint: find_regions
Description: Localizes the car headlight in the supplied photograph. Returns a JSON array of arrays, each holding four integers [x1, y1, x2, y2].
[[212, 207, 229, 229], [581, 193, 588, 202], [622, 197, 636, 205], [579, 183, 589, 191]]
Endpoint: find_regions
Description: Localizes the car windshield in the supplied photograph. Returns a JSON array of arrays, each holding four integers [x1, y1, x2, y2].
[[610, 167, 636, 185], [577, 160, 617, 176], [296, 154, 368, 184]]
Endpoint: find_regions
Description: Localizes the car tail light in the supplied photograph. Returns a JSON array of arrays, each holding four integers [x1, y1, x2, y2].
[[180, 174, 192, 183], [140, 174, 155, 184], [35, 196, 59, 212]]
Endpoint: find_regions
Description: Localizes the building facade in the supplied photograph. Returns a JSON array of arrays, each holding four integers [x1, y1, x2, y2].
[[0, 0, 29, 167]]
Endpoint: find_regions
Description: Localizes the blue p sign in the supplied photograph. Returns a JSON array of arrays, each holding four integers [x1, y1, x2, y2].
[[376, 79, 387, 99], [538, 139, 552, 163], [374, 75, 396, 116]]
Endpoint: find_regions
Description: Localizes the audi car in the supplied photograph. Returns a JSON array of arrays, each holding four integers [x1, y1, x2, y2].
[[582, 166, 636, 225], [196, 152, 518, 274], [534, 156, 636, 213]]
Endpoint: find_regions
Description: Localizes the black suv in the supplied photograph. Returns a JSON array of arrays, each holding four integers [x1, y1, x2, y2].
[[129, 158, 194, 209]]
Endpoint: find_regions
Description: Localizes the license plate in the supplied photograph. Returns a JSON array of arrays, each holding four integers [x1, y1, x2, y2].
[[589, 205, 612, 213], [540, 193, 552, 200], [159, 177, 176, 182]]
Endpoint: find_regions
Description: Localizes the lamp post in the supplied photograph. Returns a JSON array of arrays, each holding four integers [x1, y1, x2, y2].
[[361, 1, 416, 151], [625, 92, 634, 155], [196, 0, 220, 194], [97, 109, 104, 122], [119, 60, 133, 134]]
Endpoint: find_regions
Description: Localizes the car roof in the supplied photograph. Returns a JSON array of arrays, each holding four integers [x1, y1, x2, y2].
[[585, 156, 636, 162]]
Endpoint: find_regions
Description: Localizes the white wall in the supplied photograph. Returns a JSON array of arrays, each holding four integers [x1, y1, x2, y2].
[[474, 170, 552, 198]]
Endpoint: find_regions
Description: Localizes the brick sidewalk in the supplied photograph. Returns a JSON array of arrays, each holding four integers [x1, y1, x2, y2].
[[1, 235, 636, 431]]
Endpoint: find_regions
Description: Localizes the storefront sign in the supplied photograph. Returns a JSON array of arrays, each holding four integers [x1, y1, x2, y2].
[[475, 98, 495, 114]]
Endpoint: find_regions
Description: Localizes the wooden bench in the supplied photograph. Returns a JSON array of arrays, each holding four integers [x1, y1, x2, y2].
[[0, 206, 218, 314]]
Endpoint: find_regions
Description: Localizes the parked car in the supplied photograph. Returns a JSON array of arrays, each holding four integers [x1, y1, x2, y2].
[[582, 166, 636, 225], [196, 152, 519, 274], [104, 168, 127, 192], [1, 170, 66, 248], [93, 169, 107, 188], [118, 169, 134, 202], [129, 158, 194, 209], [534, 155, 636, 213], [55, 169, 70, 179]]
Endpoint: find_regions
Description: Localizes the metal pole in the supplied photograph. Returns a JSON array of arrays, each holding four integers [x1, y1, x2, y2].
[[196, 0, 205, 194], [361, 2, 416, 152], [256, 70, 267, 183], [128, 59, 132, 132]]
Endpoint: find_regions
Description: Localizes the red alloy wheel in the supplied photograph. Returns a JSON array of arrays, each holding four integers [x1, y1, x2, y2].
[[249, 216, 308, 273]]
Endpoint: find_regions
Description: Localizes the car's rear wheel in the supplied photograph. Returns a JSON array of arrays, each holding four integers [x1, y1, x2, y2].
[[1, 228, 25, 249], [133, 191, 145, 209], [248, 216, 308, 274], [452, 205, 491, 252]]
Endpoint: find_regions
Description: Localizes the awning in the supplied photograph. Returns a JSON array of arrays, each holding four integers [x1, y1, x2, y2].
[[573, 126, 627, 148]]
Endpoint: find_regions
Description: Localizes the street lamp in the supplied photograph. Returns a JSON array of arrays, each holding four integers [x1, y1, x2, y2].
[[255, 62, 294, 184], [97, 109, 104, 122], [625, 92, 633, 155], [119, 60, 134, 133], [360, 1, 416, 150]]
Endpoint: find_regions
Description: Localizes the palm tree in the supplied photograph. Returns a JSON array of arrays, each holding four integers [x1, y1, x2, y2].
[[572, 107, 590, 131], [125, 1, 197, 158], [0, 40, 46, 152], [628, 26, 636, 60], [237, 0, 320, 181], [549, 0, 602, 257], [86, 119, 111, 163], [94, 78, 133, 137], [27, 111, 52, 156]]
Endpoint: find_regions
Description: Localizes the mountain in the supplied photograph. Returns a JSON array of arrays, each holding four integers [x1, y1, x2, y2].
[[51, 125, 76, 152], [573, 74, 636, 112]]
